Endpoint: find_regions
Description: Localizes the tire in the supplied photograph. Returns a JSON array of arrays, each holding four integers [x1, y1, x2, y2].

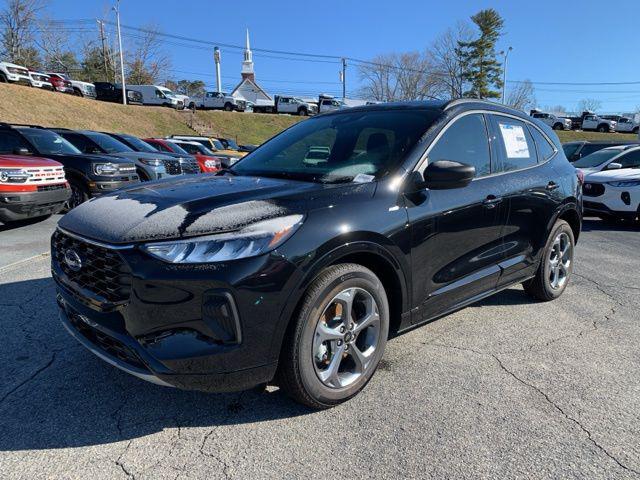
[[633, 127, 639, 135], [0, 73, 7, 83], [552, 123, 564, 130], [523, 219, 575, 301], [298, 108, 308, 116], [136, 168, 150, 182], [63, 180, 89, 212], [597, 124, 609, 133], [73, 88, 83, 97], [278, 263, 389, 409], [224, 102, 233, 111]]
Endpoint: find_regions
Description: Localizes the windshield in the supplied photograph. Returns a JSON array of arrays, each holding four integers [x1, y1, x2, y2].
[[211, 139, 224, 150], [86, 132, 133, 154], [160, 89, 175, 97], [224, 138, 239, 150], [562, 143, 580, 159], [119, 134, 158, 153], [178, 142, 214, 155], [232, 109, 440, 183], [19, 129, 82, 155], [163, 141, 189, 155], [573, 149, 623, 168]]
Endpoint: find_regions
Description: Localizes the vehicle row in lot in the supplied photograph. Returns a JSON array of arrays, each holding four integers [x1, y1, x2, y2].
[[530, 109, 639, 134], [0, 124, 248, 221]]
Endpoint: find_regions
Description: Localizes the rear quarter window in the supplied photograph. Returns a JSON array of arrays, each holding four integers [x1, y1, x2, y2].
[[528, 126, 556, 162], [489, 115, 537, 173]]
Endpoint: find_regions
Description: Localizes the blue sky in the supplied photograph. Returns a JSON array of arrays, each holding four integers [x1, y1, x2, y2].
[[46, 0, 640, 113]]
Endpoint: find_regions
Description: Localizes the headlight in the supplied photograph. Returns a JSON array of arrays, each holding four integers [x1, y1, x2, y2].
[[93, 163, 119, 175], [139, 158, 163, 166], [607, 180, 640, 187], [0, 168, 29, 183], [141, 214, 304, 263]]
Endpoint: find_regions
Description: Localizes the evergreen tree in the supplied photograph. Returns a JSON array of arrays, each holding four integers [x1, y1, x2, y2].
[[458, 9, 504, 99]]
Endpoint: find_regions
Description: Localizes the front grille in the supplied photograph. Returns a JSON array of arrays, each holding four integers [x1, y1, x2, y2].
[[179, 158, 200, 174], [52, 229, 132, 303], [583, 183, 605, 197], [163, 159, 182, 175], [37, 183, 67, 192], [68, 313, 146, 369]]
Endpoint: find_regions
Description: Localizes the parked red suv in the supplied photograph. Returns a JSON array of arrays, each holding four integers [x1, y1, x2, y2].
[[145, 138, 221, 173], [46, 73, 74, 94], [0, 154, 70, 223]]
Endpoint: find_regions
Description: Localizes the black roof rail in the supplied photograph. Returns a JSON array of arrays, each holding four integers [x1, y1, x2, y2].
[[443, 98, 504, 110]]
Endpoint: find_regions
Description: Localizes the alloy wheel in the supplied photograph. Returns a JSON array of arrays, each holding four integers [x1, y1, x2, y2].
[[548, 232, 572, 290], [312, 287, 381, 389]]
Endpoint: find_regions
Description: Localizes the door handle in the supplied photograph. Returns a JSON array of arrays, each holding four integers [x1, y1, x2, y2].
[[546, 181, 560, 191], [482, 195, 502, 209]]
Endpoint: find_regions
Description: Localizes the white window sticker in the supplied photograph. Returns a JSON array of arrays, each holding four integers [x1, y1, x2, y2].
[[498, 123, 530, 158]]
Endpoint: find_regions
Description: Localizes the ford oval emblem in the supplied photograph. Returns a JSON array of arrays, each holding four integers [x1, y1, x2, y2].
[[64, 249, 82, 272]]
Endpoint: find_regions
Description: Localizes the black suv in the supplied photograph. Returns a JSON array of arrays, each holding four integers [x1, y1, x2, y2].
[[0, 124, 138, 209], [94, 82, 143, 105], [53, 100, 582, 408]]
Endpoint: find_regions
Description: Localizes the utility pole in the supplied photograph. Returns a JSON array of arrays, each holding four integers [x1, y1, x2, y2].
[[97, 20, 109, 80], [501, 46, 512, 105], [113, 0, 127, 105], [341, 58, 346, 100]]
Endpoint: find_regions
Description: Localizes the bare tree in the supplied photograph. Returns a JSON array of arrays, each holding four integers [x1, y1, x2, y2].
[[0, 0, 46, 64], [427, 21, 473, 99], [358, 52, 440, 102], [544, 104, 567, 114], [577, 98, 602, 113], [36, 17, 79, 72], [125, 24, 171, 85], [505, 80, 536, 112]]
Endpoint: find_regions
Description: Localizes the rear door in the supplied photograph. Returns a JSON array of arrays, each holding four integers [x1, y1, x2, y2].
[[407, 112, 508, 323], [486, 115, 561, 287]]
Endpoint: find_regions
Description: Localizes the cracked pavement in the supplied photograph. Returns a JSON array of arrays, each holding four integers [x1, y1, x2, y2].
[[1, 216, 639, 479]]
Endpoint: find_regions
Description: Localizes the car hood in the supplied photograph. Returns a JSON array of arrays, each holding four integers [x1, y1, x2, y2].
[[45, 152, 132, 164], [585, 168, 640, 183], [106, 151, 174, 161], [58, 175, 374, 244]]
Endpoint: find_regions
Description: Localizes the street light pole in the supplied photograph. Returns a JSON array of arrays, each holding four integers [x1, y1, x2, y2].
[[114, 0, 127, 105], [501, 46, 512, 105]]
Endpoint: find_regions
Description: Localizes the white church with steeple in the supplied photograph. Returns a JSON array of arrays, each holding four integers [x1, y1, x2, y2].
[[231, 29, 272, 103]]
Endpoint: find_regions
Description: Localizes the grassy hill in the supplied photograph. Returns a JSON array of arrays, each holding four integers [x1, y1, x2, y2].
[[1, 83, 637, 146], [0, 83, 301, 144]]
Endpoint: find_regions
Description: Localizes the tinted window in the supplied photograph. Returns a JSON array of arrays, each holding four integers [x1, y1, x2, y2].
[[573, 149, 623, 168], [490, 115, 537, 172], [0, 131, 30, 153], [234, 110, 440, 182], [19, 129, 81, 155], [562, 143, 581, 160], [427, 114, 490, 177], [579, 144, 608, 157], [616, 150, 640, 169], [528, 126, 556, 162], [86, 133, 132, 153], [118, 134, 158, 153], [59, 132, 97, 153]]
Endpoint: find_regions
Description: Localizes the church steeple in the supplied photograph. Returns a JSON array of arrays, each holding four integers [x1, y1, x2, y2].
[[241, 28, 255, 82]]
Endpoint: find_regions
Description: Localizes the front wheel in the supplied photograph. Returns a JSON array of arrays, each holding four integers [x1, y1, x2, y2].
[[597, 124, 609, 133], [63, 180, 89, 211], [553, 123, 564, 130], [278, 264, 389, 409], [523, 219, 575, 301], [224, 103, 233, 111]]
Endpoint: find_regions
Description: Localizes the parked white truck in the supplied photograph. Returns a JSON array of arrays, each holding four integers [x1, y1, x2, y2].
[[581, 114, 617, 132], [0, 61, 32, 85], [127, 85, 184, 109], [189, 91, 247, 111], [252, 95, 318, 115], [530, 111, 572, 130], [318, 95, 347, 113]]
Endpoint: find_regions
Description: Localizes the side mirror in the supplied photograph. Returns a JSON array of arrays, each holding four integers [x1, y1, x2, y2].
[[422, 160, 476, 190], [606, 162, 622, 170], [13, 147, 31, 155]]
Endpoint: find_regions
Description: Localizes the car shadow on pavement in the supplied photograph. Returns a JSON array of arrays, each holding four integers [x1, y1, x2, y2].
[[0, 277, 313, 452], [581, 217, 639, 232]]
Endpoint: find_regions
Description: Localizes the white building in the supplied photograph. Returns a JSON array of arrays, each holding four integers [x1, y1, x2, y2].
[[231, 30, 272, 104]]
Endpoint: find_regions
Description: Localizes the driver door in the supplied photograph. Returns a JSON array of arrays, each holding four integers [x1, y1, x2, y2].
[[406, 113, 508, 323]]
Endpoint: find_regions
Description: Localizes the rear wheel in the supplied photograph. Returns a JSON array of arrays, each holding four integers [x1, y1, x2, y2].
[[0, 73, 7, 83], [278, 264, 389, 409], [523, 220, 575, 301], [553, 123, 564, 130]]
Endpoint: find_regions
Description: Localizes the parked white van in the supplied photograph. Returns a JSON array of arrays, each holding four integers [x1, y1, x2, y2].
[[127, 85, 184, 109]]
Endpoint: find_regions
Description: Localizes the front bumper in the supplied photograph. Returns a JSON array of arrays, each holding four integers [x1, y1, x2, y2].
[[0, 187, 70, 222], [5, 73, 31, 84], [54, 86, 74, 94], [583, 184, 639, 216], [89, 178, 139, 196], [52, 230, 300, 392], [31, 81, 53, 89]]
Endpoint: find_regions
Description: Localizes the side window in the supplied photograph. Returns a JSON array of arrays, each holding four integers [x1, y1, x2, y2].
[[489, 115, 537, 172], [617, 150, 640, 168], [154, 142, 172, 152], [528, 126, 556, 162], [61, 133, 90, 152], [426, 113, 491, 177], [0, 131, 29, 153]]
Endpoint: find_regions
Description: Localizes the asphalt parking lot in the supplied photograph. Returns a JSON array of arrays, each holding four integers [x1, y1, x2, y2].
[[1, 216, 639, 479]]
